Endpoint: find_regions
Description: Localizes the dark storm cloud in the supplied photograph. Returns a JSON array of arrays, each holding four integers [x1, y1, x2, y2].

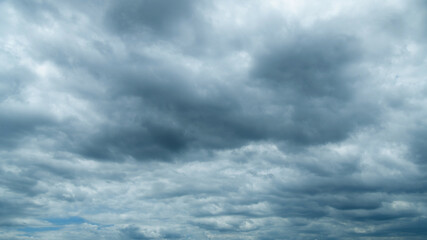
[[105, 0, 199, 36], [0, 168, 42, 196], [251, 29, 378, 146], [78, 121, 190, 160], [360, 217, 427, 238], [0, 198, 40, 227], [409, 126, 427, 165], [253, 34, 360, 98], [60, 29, 376, 161], [0, 108, 55, 149], [103, 0, 213, 56], [0, 0, 380, 162]]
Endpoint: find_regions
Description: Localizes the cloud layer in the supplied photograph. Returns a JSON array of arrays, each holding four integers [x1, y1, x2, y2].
[[1, 0, 427, 239]]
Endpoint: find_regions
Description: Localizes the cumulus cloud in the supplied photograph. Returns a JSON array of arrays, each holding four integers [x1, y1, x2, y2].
[[1, 0, 427, 239]]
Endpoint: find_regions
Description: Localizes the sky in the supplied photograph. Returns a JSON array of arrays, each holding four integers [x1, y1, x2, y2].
[[1, 0, 427, 239]]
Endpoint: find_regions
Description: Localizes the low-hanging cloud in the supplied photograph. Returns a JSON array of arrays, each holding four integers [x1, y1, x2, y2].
[[1, 0, 427, 239]]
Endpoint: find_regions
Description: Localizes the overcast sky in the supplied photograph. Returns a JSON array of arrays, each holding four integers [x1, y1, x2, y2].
[[1, 0, 427, 239]]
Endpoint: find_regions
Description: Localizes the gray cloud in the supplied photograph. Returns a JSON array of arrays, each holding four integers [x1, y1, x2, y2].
[[1, 0, 427, 239], [105, 0, 198, 35]]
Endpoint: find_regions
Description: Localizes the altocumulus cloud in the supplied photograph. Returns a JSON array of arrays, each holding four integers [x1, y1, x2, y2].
[[1, 0, 427, 239]]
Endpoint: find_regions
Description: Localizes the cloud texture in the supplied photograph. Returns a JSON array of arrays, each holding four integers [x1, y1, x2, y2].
[[1, 0, 427, 239]]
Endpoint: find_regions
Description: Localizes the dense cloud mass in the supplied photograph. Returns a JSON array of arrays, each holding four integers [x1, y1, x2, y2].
[[1, 0, 427, 239]]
